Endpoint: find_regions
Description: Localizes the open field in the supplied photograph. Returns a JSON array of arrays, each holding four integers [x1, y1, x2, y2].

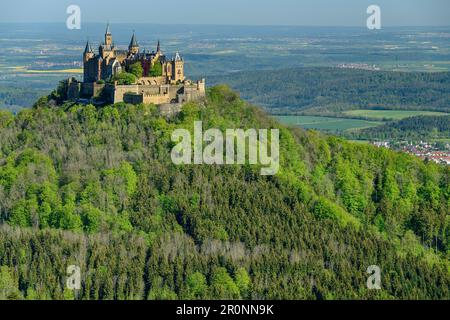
[[276, 115, 382, 132], [25, 69, 83, 74], [2, 66, 83, 74], [343, 110, 449, 120]]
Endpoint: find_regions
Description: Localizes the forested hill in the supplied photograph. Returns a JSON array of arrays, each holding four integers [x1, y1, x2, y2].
[[208, 68, 450, 115], [345, 115, 450, 141], [0, 86, 448, 300]]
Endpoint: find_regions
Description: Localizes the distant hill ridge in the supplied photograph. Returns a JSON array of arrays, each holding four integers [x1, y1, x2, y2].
[[209, 67, 450, 115], [346, 115, 450, 141]]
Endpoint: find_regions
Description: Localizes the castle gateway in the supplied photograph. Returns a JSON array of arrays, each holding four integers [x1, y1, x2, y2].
[[67, 24, 206, 106]]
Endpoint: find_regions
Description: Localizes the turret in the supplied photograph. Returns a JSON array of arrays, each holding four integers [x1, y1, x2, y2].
[[105, 23, 113, 47], [173, 51, 184, 82]]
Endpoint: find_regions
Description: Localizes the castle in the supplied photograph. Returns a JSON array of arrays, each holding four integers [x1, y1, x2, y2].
[[67, 24, 205, 106]]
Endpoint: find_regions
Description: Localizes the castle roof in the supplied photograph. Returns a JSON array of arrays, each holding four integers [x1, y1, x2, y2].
[[129, 32, 139, 48], [174, 51, 182, 61], [106, 23, 111, 35], [84, 40, 93, 54]]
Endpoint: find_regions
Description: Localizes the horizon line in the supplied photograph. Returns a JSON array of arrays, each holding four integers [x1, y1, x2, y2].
[[1, 21, 450, 28]]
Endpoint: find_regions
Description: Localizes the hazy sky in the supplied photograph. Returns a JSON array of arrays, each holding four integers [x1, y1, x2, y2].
[[0, 0, 449, 26]]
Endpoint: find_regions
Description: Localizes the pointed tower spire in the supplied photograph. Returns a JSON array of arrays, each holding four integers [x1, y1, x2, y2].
[[129, 31, 139, 48], [157, 40, 161, 53], [83, 39, 94, 64], [105, 22, 113, 47], [129, 31, 139, 54], [84, 40, 93, 54]]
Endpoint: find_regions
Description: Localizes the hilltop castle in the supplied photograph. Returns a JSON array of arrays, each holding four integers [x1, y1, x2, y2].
[[67, 24, 205, 106]]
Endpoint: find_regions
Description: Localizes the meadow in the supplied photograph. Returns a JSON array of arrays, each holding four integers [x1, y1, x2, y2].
[[342, 110, 449, 120], [276, 115, 382, 132]]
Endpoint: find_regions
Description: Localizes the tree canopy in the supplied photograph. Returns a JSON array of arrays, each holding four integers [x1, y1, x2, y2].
[[150, 61, 163, 77], [111, 72, 137, 85], [0, 86, 448, 300], [128, 62, 143, 78]]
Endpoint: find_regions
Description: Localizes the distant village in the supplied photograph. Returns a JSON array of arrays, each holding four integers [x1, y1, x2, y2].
[[337, 63, 381, 71], [371, 140, 450, 165]]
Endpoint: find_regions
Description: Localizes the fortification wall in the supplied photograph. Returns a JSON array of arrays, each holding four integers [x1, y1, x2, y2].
[[123, 93, 144, 104], [69, 78, 206, 105], [178, 79, 206, 103], [80, 83, 105, 98], [112, 84, 139, 103], [142, 93, 172, 105], [137, 76, 165, 86], [67, 82, 81, 100]]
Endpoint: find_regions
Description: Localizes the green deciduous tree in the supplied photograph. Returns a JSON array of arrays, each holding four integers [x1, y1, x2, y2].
[[111, 72, 137, 85], [149, 62, 162, 77], [128, 62, 143, 78], [211, 268, 240, 299]]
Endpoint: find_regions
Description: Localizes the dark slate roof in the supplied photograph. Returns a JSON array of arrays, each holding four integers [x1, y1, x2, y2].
[[129, 32, 139, 48], [84, 40, 93, 54]]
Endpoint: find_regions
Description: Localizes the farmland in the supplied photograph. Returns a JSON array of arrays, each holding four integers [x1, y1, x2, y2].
[[342, 110, 449, 121], [276, 115, 382, 132]]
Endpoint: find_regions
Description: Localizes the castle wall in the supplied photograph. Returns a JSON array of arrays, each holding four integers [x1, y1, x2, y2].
[[67, 82, 81, 100], [119, 83, 192, 105], [142, 94, 172, 105], [67, 78, 205, 106], [79, 83, 105, 98], [177, 79, 206, 103], [137, 76, 165, 86], [140, 84, 174, 104], [123, 93, 144, 104], [112, 84, 139, 103]]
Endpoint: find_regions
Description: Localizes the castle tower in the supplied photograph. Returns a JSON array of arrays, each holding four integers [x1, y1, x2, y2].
[[173, 51, 185, 82], [157, 40, 161, 53], [99, 23, 114, 59], [83, 40, 96, 82], [105, 23, 113, 47], [129, 31, 139, 55]]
